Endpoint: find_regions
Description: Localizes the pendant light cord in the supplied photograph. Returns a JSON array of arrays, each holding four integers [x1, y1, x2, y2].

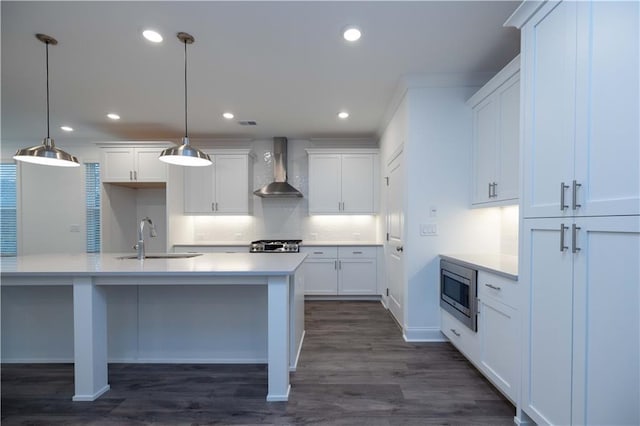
[[184, 39, 188, 138], [45, 40, 50, 138]]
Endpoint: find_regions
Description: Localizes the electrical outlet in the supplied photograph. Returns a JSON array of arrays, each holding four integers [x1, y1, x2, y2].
[[429, 206, 438, 217]]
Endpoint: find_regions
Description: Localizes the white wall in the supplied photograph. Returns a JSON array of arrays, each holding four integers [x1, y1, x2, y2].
[[378, 85, 507, 341]]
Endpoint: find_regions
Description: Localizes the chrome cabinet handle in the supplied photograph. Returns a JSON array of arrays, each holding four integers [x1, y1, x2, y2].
[[572, 180, 582, 210], [211, 202, 215, 211], [313, 251, 323, 255], [353, 251, 363, 254], [560, 223, 569, 251], [134, 170, 137, 180], [488, 183, 492, 198], [493, 182, 498, 198], [450, 328, 461, 337], [338, 260, 342, 269], [560, 182, 569, 210], [485, 283, 501, 291], [572, 223, 581, 253], [129, 171, 133, 181], [334, 260, 338, 269], [215, 202, 219, 211]]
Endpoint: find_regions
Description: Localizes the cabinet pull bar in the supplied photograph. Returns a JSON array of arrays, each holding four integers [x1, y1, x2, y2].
[[485, 283, 501, 291], [129, 171, 133, 181], [493, 182, 498, 198], [488, 182, 492, 199], [215, 202, 218, 211], [450, 329, 461, 337], [560, 182, 569, 210], [134, 171, 137, 180], [334, 260, 338, 270], [572, 180, 582, 210], [313, 251, 323, 255], [572, 223, 581, 253], [353, 251, 363, 254], [211, 203, 215, 211], [560, 223, 569, 251]]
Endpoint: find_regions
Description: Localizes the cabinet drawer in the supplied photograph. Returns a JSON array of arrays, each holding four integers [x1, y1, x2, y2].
[[337, 246, 377, 258], [477, 271, 518, 309], [441, 308, 479, 360], [300, 246, 338, 258]]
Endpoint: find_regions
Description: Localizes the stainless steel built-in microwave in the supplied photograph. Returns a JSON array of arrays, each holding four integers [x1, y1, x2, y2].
[[440, 259, 478, 332]]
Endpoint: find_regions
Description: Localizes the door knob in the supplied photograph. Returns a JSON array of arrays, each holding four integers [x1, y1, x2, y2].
[[396, 246, 404, 252]]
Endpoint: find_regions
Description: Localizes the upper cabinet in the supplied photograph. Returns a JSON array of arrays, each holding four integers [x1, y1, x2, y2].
[[521, 1, 639, 218], [306, 149, 379, 214], [183, 150, 253, 215], [101, 145, 168, 184], [467, 56, 520, 206]]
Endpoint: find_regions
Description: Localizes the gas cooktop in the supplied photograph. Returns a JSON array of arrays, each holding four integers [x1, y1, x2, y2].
[[249, 239, 302, 253]]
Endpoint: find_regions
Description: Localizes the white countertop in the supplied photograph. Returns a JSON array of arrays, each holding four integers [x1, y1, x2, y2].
[[301, 241, 382, 246], [440, 253, 518, 280], [0, 252, 307, 277]]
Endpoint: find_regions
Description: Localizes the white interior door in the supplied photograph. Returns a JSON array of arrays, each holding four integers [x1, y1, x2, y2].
[[385, 149, 404, 325]]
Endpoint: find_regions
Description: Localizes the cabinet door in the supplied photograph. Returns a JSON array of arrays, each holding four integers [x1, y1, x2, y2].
[[573, 2, 640, 217], [338, 258, 377, 295], [472, 96, 498, 204], [101, 147, 135, 182], [522, 1, 577, 218], [341, 154, 375, 213], [214, 155, 249, 214], [495, 74, 519, 202], [571, 216, 640, 426], [303, 258, 338, 295], [184, 164, 215, 214], [521, 217, 573, 426], [308, 154, 341, 214], [134, 148, 166, 182], [478, 296, 518, 403]]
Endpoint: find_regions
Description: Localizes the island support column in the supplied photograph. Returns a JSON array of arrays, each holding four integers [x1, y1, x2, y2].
[[72, 277, 110, 401], [266, 275, 290, 401]]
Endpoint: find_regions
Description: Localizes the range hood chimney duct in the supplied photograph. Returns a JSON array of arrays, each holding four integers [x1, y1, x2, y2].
[[253, 137, 303, 198]]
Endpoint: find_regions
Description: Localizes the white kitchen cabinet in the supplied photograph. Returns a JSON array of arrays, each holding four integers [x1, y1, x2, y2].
[[306, 149, 379, 214], [441, 308, 479, 362], [301, 246, 378, 296], [521, 216, 640, 426], [468, 56, 520, 206], [477, 271, 519, 403], [183, 150, 252, 215], [101, 146, 167, 183], [521, 1, 639, 218], [441, 268, 520, 404]]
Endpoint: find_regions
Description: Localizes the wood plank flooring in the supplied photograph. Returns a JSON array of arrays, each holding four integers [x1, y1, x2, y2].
[[1, 301, 515, 425]]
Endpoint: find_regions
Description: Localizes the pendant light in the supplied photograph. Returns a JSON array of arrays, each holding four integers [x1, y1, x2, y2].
[[159, 32, 212, 167], [14, 34, 79, 167]]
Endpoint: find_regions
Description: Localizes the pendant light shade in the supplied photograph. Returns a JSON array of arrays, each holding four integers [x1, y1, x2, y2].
[[13, 34, 79, 168], [159, 32, 212, 167]]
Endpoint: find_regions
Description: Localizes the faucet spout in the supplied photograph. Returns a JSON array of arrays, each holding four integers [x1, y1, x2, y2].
[[135, 217, 157, 260]]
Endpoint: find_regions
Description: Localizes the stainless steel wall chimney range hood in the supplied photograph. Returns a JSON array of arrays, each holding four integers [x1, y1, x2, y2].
[[254, 137, 303, 198]]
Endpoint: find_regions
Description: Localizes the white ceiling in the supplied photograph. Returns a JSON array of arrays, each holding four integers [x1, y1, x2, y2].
[[1, 1, 520, 146]]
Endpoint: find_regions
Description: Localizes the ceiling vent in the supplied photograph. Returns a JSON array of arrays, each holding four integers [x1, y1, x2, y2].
[[238, 120, 257, 126]]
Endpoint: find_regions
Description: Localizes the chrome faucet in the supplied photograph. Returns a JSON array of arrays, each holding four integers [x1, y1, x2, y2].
[[135, 217, 157, 260]]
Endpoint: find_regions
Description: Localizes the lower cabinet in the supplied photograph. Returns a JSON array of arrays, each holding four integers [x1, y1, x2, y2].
[[441, 269, 519, 403], [302, 246, 378, 296]]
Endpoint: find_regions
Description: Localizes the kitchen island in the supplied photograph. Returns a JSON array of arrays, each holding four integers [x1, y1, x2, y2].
[[0, 252, 306, 402]]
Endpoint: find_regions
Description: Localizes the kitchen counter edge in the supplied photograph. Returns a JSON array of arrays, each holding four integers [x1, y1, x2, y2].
[[440, 254, 518, 281]]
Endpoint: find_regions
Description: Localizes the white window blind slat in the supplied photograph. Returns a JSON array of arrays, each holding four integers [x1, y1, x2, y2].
[[85, 163, 101, 253], [0, 163, 17, 256]]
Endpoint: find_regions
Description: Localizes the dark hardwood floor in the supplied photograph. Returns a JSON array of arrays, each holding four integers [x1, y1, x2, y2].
[[1, 301, 515, 425]]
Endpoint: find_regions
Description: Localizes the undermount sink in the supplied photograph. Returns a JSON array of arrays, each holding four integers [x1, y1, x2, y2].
[[117, 253, 203, 260]]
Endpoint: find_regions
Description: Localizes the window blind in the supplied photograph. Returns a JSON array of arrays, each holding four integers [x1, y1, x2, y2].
[[0, 163, 17, 256], [85, 163, 101, 253]]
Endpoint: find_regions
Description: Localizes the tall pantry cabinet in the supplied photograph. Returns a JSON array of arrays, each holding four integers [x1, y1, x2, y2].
[[507, 2, 639, 425]]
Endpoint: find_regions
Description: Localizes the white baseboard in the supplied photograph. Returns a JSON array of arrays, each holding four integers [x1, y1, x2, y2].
[[1, 358, 74, 363], [403, 327, 447, 342], [72, 385, 110, 402]]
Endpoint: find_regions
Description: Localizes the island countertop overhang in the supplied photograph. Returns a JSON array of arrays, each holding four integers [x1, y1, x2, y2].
[[0, 252, 307, 278]]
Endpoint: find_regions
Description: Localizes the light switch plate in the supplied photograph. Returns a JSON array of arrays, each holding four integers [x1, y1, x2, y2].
[[420, 223, 438, 236]]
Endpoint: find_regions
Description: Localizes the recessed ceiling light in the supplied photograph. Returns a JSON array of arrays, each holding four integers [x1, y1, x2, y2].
[[337, 111, 350, 119], [223, 112, 234, 119], [142, 30, 163, 43], [107, 113, 120, 120], [60, 126, 73, 132], [343, 27, 361, 42]]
